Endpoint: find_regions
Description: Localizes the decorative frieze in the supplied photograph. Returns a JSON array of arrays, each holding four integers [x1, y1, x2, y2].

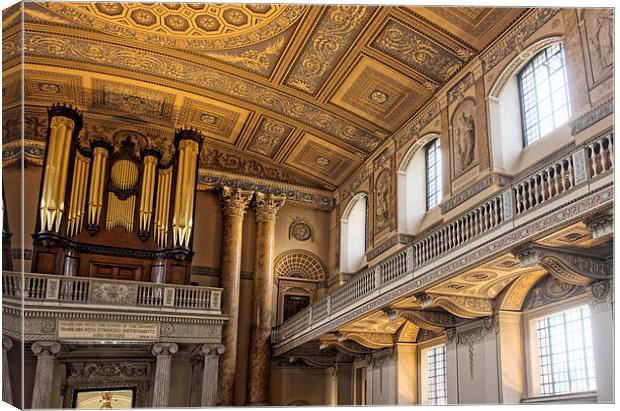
[[571, 97, 614, 135]]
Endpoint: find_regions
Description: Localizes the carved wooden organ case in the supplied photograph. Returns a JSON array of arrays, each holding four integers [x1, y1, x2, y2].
[[32, 104, 203, 284]]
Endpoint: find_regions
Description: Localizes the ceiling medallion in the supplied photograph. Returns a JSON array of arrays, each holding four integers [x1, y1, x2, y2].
[[369, 89, 389, 104], [44, 2, 306, 50]]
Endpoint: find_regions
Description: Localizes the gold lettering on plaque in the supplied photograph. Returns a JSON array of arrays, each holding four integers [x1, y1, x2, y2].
[[57, 320, 159, 341]]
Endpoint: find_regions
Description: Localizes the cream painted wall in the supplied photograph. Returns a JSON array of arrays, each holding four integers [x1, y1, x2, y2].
[[270, 364, 329, 406]]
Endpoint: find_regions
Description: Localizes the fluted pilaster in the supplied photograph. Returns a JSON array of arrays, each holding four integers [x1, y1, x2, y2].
[[31, 341, 61, 409], [201, 344, 225, 407], [218, 187, 253, 405], [151, 342, 178, 407], [247, 193, 285, 405], [2, 337, 13, 405]]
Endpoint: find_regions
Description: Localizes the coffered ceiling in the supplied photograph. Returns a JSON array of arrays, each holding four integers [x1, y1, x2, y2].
[[2, 2, 526, 190]]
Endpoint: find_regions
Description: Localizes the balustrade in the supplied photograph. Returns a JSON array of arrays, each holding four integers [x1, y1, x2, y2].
[[2, 272, 222, 312], [272, 133, 613, 345]]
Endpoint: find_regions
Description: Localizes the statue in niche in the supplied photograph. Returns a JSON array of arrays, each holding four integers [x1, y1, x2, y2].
[[375, 169, 391, 231], [452, 99, 477, 175], [585, 9, 614, 82]]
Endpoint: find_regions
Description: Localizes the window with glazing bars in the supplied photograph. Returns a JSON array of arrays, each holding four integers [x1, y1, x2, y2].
[[425, 139, 442, 210], [518, 42, 571, 146], [426, 345, 447, 405], [535, 305, 596, 396]]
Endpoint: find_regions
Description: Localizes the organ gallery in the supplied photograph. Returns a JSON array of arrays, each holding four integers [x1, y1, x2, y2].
[[1, 2, 615, 408]]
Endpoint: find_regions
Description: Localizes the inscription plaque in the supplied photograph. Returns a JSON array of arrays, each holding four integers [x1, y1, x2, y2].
[[57, 320, 159, 341]]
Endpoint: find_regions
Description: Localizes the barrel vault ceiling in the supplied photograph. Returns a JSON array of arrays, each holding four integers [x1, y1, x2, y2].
[[2, 3, 526, 191]]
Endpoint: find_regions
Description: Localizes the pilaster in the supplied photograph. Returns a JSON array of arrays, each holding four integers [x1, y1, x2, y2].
[[151, 342, 178, 407], [31, 341, 61, 409]]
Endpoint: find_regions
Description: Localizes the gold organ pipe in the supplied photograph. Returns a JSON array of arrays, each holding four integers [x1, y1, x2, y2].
[[172, 146, 186, 247], [139, 155, 157, 233], [88, 146, 109, 226], [66, 154, 80, 236], [39, 116, 76, 232], [76, 155, 90, 234], [161, 169, 172, 247], [54, 125, 74, 232]]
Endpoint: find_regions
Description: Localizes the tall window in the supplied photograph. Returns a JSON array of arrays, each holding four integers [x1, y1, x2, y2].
[[518, 42, 571, 146], [425, 139, 442, 210], [534, 305, 596, 396], [424, 345, 447, 405]]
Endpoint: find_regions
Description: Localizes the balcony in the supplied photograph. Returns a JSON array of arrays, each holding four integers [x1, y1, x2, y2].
[[272, 131, 614, 354], [2, 272, 226, 343]]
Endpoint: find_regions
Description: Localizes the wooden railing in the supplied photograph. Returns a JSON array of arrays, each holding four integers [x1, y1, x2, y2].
[[272, 132, 613, 344], [2, 272, 222, 312]]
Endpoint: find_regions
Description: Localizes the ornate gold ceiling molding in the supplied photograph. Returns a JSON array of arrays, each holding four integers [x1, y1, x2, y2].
[[284, 5, 378, 95], [38, 2, 306, 51], [318, 337, 374, 356], [197, 169, 335, 211], [338, 332, 394, 349], [12, 31, 382, 154]]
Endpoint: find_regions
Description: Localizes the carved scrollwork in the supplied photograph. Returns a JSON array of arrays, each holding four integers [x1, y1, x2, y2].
[[512, 244, 611, 286], [339, 332, 393, 349], [385, 308, 464, 333], [423, 294, 493, 319], [318, 338, 374, 356]]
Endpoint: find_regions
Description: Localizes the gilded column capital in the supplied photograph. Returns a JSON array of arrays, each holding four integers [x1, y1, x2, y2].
[[2, 336, 13, 352], [254, 192, 285, 222], [221, 187, 253, 217], [201, 343, 225, 356], [31, 341, 61, 357], [152, 342, 179, 356]]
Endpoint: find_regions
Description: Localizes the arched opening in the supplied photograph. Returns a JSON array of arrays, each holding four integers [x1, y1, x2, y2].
[[488, 37, 572, 175], [340, 193, 367, 273], [397, 134, 441, 235], [274, 250, 327, 322]]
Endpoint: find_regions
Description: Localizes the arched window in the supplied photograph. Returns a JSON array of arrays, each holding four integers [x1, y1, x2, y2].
[[397, 134, 442, 235], [425, 138, 442, 210], [518, 43, 571, 146], [340, 193, 367, 273]]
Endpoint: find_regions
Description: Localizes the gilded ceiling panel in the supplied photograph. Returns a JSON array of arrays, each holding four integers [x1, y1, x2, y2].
[[284, 133, 360, 186], [284, 5, 377, 95], [329, 56, 431, 132], [23, 70, 84, 105], [371, 17, 469, 83], [37, 2, 306, 50], [177, 97, 251, 145], [91, 78, 175, 122], [246, 116, 294, 159]]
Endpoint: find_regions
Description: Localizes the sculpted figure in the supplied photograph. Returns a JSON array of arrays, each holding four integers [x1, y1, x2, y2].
[[454, 104, 476, 173]]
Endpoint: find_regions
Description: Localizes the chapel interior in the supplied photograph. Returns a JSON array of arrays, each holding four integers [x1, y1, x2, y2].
[[0, 2, 615, 408]]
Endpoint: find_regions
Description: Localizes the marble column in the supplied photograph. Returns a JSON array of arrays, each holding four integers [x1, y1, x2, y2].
[[247, 193, 285, 405], [217, 187, 253, 405], [2, 336, 13, 405], [201, 343, 225, 407], [31, 341, 61, 409], [151, 343, 178, 408]]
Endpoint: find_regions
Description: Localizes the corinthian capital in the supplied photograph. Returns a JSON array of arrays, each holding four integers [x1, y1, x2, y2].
[[254, 192, 285, 222], [221, 187, 254, 217]]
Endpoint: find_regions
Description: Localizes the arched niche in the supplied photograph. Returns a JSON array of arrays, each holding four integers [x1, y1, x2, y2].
[[274, 249, 327, 322], [487, 36, 572, 175], [340, 192, 368, 273], [397, 133, 440, 235]]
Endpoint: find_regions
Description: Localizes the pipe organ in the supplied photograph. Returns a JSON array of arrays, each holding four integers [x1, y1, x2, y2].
[[32, 104, 203, 284]]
